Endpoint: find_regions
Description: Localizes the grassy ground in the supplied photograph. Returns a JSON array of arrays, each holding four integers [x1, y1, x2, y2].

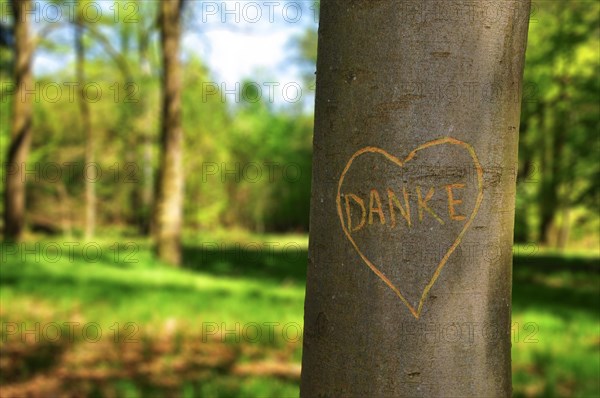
[[0, 235, 598, 397], [511, 246, 600, 397]]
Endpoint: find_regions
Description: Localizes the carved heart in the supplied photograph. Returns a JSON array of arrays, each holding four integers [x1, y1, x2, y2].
[[336, 137, 483, 319]]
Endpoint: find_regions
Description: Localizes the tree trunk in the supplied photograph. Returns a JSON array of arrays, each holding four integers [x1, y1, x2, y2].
[[154, 0, 183, 265], [539, 20, 569, 247], [57, 181, 73, 238], [137, 22, 154, 235], [75, 11, 95, 240], [538, 166, 556, 245], [557, 130, 574, 251], [557, 205, 570, 250], [301, 1, 531, 397], [4, 0, 33, 242]]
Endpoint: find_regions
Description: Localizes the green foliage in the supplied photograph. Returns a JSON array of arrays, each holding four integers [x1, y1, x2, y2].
[[516, 0, 600, 246], [290, 28, 318, 89], [4, 48, 313, 236], [182, 75, 312, 233], [224, 83, 312, 231], [2, 0, 595, 245]]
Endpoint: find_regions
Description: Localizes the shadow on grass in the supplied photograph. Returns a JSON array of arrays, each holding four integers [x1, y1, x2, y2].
[[179, 244, 600, 318], [0, 241, 149, 269], [513, 253, 600, 317], [514, 253, 599, 273], [0, 267, 238, 305], [2, 243, 598, 318], [181, 245, 309, 284], [182, 247, 599, 317]]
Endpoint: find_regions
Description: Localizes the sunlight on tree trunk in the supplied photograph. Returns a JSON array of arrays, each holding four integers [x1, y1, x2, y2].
[[301, 1, 531, 396], [75, 8, 95, 241], [4, 0, 33, 242], [138, 17, 154, 236], [154, 0, 184, 265]]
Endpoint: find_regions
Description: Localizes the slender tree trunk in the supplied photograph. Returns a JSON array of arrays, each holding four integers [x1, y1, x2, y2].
[[539, 99, 567, 246], [557, 205, 570, 250], [154, 0, 183, 265], [539, 20, 569, 247], [75, 13, 95, 240], [118, 25, 136, 229], [301, 1, 531, 397], [138, 25, 154, 235], [552, 120, 568, 249], [57, 181, 73, 238], [557, 120, 573, 251], [4, 0, 33, 242], [538, 159, 556, 245]]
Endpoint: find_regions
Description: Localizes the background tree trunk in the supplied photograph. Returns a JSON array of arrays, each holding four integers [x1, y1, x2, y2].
[[301, 1, 531, 397], [137, 17, 154, 236], [154, 0, 183, 265], [4, 0, 33, 242], [75, 9, 95, 240]]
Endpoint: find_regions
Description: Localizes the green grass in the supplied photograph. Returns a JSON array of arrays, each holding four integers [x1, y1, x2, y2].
[[1, 235, 598, 397], [512, 251, 600, 397]]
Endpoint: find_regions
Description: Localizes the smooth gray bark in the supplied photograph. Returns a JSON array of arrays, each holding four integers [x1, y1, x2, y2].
[[301, 1, 531, 397]]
